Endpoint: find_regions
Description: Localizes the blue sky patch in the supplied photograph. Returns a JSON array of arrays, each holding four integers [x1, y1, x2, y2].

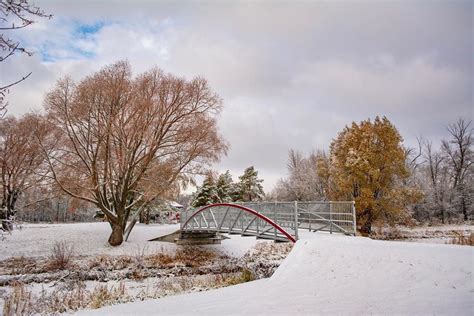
[[75, 21, 105, 37]]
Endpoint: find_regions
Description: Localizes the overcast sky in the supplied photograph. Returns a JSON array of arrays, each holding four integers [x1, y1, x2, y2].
[[1, 0, 473, 192]]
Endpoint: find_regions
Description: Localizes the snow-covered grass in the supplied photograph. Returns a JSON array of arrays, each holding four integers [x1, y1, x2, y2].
[[371, 224, 474, 245], [0, 222, 284, 314], [82, 231, 474, 315], [0, 222, 266, 260]]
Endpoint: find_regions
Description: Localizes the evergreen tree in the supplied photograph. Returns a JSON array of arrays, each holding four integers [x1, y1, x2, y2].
[[216, 170, 233, 202], [191, 174, 219, 207], [238, 166, 265, 202]]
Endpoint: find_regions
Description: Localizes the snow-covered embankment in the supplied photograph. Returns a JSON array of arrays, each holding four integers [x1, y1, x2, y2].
[[86, 231, 473, 315]]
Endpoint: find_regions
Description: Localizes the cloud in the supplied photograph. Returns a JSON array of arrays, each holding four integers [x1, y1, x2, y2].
[[1, 0, 472, 192]]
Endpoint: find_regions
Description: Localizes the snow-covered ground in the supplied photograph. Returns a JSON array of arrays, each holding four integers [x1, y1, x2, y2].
[[81, 231, 474, 315], [1, 222, 280, 313], [1, 223, 473, 315], [0, 222, 263, 260]]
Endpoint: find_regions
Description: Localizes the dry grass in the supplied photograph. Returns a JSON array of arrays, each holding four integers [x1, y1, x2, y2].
[[0, 256, 37, 275], [147, 246, 218, 268], [47, 240, 74, 270], [1, 243, 292, 314], [244, 242, 293, 261], [89, 281, 128, 309], [2, 280, 130, 314], [88, 255, 134, 270], [2, 282, 31, 316], [370, 226, 405, 240], [447, 232, 474, 246], [224, 269, 255, 286]]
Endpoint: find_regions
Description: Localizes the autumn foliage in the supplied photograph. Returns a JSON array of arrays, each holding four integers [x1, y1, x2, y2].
[[0, 114, 46, 223], [328, 116, 421, 234]]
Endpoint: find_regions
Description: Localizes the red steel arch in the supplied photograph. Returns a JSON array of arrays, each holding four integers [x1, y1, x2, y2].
[[182, 203, 297, 243]]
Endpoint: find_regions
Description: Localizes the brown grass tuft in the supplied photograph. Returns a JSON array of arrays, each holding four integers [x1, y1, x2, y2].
[[47, 240, 74, 271], [147, 246, 217, 268]]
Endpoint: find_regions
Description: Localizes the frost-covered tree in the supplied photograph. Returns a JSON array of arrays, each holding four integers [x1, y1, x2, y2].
[[273, 149, 329, 201], [191, 174, 219, 207], [420, 141, 450, 223], [216, 170, 233, 202], [238, 166, 265, 202], [442, 119, 473, 221]]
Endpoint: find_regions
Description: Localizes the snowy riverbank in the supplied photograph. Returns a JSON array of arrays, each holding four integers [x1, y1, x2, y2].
[[83, 231, 473, 315]]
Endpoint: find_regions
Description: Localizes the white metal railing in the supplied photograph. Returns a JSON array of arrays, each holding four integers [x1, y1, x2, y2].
[[180, 201, 356, 241]]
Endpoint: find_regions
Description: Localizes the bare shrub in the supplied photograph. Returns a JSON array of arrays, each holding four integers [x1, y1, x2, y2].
[[47, 240, 74, 270], [2, 282, 32, 316]]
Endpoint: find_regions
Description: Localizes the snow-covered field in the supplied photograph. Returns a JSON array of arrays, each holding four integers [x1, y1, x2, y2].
[[1, 223, 473, 315], [0, 222, 281, 314], [82, 231, 473, 316], [0, 222, 263, 259]]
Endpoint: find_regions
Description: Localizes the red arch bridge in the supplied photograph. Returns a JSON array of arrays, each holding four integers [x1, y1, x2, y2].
[[179, 201, 356, 243]]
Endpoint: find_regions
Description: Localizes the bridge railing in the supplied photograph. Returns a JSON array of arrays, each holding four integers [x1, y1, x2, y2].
[[180, 201, 356, 241], [297, 201, 356, 235]]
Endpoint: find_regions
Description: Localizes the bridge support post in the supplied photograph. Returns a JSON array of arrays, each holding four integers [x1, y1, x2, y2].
[[294, 201, 299, 240], [329, 202, 333, 234], [352, 201, 357, 236]]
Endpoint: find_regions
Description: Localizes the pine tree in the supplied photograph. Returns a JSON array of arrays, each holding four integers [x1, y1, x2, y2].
[[216, 170, 233, 202], [191, 174, 219, 207], [238, 166, 265, 202]]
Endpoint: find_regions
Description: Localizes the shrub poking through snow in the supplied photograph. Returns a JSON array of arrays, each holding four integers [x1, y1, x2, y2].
[[47, 240, 74, 270]]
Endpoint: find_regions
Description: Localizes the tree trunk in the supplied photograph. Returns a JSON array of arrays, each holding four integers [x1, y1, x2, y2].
[[441, 205, 445, 224], [360, 221, 372, 235], [360, 210, 373, 235], [461, 195, 467, 221], [108, 223, 124, 246], [124, 218, 138, 241]]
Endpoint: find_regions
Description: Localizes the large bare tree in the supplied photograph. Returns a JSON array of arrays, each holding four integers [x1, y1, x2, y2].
[[40, 61, 227, 245]]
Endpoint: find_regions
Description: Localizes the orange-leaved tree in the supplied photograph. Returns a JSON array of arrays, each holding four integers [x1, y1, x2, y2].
[[328, 116, 421, 234], [0, 114, 48, 225], [40, 61, 227, 246]]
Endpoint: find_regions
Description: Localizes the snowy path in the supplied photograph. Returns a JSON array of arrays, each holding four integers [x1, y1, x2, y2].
[[82, 231, 474, 315]]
